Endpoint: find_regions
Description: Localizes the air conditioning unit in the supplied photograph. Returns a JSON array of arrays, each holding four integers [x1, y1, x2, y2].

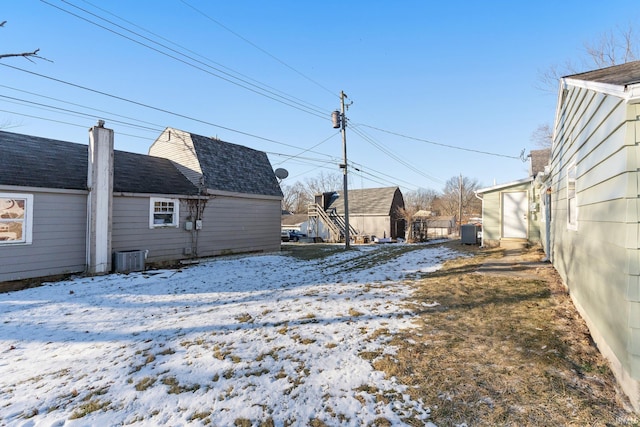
[[113, 250, 145, 273]]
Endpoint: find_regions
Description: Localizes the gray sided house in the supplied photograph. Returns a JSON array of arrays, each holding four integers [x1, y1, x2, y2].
[[0, 125, 282, 285], [543, 60, 640, 410], [149, 128, 283, 257], [326, 186, 405, 240], [476, 149, 550, 248]]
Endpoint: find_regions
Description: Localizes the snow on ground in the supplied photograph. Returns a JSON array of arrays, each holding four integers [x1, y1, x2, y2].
[[0, 243, 460, 426]]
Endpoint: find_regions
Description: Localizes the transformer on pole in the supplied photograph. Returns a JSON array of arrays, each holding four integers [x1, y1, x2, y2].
[[335, 91, 350, 249]]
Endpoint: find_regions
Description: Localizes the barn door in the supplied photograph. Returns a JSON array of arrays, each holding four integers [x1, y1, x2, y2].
[[502, 191, 527, 239]]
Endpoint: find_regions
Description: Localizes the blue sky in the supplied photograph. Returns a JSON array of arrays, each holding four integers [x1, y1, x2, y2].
[[2, 1, 638, 193]]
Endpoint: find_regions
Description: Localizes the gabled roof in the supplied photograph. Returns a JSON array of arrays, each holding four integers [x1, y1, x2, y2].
[[149, 128, 283, 198], [566, 60, 640, 86], [0, 130, 200, 195], [328, 187, 403, 216], [561, 60, 640, 103]]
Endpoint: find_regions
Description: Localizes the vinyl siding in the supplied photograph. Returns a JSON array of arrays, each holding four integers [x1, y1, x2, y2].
[[479, 181, 541, 247], [111, 194, 281, 264], [148, 128, 202, 187], [0, 191, 87, 282], [112, 195, 191, 263], [550, 86, 640, 388], [195, 196, 281, 256]]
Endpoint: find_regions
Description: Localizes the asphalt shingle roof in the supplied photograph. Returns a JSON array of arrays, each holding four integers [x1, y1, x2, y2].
[[189, 133, 283, 197], [0, 131, 199, 195], [328, 187, 403, 216], [566, 60, 640, 86]]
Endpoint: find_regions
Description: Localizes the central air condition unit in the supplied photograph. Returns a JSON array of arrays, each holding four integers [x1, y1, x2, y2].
[[113, 250, 145, 273], [461, 224, 479, 245]]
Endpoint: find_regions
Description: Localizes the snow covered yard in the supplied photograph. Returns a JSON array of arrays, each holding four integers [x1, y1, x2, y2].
[[0, 243, 459, 426]]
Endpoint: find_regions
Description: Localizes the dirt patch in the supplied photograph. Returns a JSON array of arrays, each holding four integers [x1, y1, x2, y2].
[[377, 242, 638, 426]]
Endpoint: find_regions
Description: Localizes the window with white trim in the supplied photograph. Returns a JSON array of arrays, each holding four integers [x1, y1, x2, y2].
[[0, 193, 33, 244], [567, 164, 577, 230], [149, 197, 179, 228]]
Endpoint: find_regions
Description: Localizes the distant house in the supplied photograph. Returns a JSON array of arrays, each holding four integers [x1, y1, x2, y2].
[[281, 213, 308, 233], [411, 211, 456, 241], [539, 60, 640, 410], [0, 125, 282, 285], [475, 149, 550, 248], [308, 187, 405, 242]]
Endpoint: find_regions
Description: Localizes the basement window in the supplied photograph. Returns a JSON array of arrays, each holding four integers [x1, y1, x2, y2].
[[567, 164, 577, 230], [149, 197, 179, 228], [0, 193, 33, 244]]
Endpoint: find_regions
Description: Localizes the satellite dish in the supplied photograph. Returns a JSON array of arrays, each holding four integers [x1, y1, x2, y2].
[[275, 168, 289, 180]]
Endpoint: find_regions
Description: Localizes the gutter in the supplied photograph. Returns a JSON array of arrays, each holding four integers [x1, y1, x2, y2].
[[474, 191, 484, 247]]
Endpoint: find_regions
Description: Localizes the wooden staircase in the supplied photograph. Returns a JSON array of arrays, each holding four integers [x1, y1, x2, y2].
[[307, 203, 357, 242]]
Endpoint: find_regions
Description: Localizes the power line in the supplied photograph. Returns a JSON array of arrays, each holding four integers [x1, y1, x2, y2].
[[0, 94, 162, 132], [0, 63, 323, 152], [0, 84, 164, 131], [42, 0, 329, 120], [78, 0, 323, 114], [349, 124, 444, 185], [356, 122, 522, 160], [0, 109, 152, 140], [178, 0, 337, 99], [271, 132, 339, 167]]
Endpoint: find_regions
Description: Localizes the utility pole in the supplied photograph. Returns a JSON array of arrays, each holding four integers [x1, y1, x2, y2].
[[458, 173, 463, 235], [332, 91, 350, 249]]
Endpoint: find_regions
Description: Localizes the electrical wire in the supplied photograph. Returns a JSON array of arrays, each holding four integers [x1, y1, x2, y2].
[[356, 122, 522, 160], [0, 84, 164, 130], [349, 124, 444, 185], [77, 0, 327, 115], [0, 108, 152, 140], [0, 94, 162, 132], [178, 0, 337, 99], [42, 0, 330, 120], [0, 63, 326, 152], [271, 132, 340, 167]]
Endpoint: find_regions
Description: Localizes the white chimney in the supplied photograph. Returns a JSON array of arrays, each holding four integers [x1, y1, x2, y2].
[[87, 120, 114, 274]]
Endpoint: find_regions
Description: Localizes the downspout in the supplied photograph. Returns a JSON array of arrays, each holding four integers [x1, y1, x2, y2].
[[474, 191, 484, 247]]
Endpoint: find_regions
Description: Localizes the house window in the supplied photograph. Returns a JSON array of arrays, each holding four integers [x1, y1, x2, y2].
[[0, 193, 33, 244], [149, 198, 179, 228], [567, 164, 577, 230]]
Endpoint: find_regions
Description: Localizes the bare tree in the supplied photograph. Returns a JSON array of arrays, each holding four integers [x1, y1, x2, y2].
[[0, 21, 50, 62], [281, 181, 312, 214], [530, 123, 553, 149], [403, 188, 439, 213], [536, 24, 638, 94], [585, 25, 639, 68], [435, 175, 482, 227], [304, 171, 342, 197], [534, 24, 639, 147]]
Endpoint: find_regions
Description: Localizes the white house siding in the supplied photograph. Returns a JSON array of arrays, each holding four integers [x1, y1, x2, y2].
[[550, 85, 640, 405], [0, 190, 87, 283], [148, 128, 203, 187]]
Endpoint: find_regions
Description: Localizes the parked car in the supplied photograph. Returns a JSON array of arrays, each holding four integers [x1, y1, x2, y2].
[[281, 230, 290, 242], [288, 231, 307, 242]]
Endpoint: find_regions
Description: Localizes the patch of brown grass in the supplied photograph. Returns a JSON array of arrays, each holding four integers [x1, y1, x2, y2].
[[377, 242, 638, 426]]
